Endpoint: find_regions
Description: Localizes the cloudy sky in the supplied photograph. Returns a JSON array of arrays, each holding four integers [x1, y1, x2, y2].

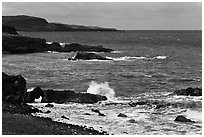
[[2, 2, 202, 30]]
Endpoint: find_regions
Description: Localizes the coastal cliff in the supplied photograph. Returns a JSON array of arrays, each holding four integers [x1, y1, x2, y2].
[[3, 15, 118, 31]]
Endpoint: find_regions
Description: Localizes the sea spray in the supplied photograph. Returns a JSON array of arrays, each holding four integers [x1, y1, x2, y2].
[[87, 81, 115, 100]]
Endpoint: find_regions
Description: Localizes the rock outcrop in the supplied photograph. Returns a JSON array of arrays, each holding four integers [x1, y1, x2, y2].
[[2, 24, 19, 35], [25, 87, 107, 104], [2, 35, 114, 54], [2, 72, 27, 104], [174, 87, 202, 96], [2, 34, 48, 54], [68, 52, 112, 60]]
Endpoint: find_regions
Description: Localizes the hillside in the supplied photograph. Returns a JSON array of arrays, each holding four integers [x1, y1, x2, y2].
[[2, 15, 118, 31]]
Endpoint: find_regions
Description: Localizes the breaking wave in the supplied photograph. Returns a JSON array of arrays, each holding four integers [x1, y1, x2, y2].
[[106, 55, 168, 61], [86, 81, 115, 100]]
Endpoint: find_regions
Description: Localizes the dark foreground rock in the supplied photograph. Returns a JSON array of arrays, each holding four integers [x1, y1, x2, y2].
[[68, 52, 112, 60], [2, 24, 19, 35], [25, 87, 107, 104], [174, 87, 202, 96], [174, 115, 195, 123], [2, 72, 27, 104], [3, 34, 47, 54]]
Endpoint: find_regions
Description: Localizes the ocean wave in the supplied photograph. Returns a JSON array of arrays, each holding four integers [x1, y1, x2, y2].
[[87, 81, 115, 100], [111, 50, 124, 53], [106, 55, 168, 61]]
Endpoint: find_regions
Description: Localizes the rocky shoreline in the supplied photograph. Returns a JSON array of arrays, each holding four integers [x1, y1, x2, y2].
[[2, 25, 114, 54], [2, 103, 108, 135], [2, 72, 202, 134], [2, 72, 109, 135]]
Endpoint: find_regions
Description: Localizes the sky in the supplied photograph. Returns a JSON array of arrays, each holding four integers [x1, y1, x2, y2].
[[2, 2, 202, 30]]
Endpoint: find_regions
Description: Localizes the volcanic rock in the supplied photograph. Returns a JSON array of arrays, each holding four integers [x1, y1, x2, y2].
[[2, 72, 26, 104], [25, 88, 107, 104], [2, 34, 47, 54], [61, 115, 69, 120], [128, 119, 137, 123], [174, 115, 195, 123], [46, 42, 62, 52], [174, 87, 202, 96], [68, 52, 112, 60], [2, 24, 19, 35], [118, 113, 128, 117]]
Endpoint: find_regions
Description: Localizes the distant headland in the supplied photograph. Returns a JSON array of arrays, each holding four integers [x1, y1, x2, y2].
[[2, 15, 118, 31]]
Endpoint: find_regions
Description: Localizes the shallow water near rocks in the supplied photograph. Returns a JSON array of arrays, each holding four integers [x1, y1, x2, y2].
[[29, 91, 202, 135]]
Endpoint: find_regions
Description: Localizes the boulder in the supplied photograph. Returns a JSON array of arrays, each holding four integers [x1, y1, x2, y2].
[[2, 34, 48, 54], [129, 101, 148, 107], [46, 42, 62, 52], [174, 115, 195, 123], [98, 112, 106, 116], [128, 119, 137, 123], [61, 115, 69, 120], [64, 43, 113, 52], [2, 72, 26, 104], [25, 86, 44, 103], [68, 52, 112, 60], [118, 113, 128, 117], [2, 24, 19, 35], [174, 87, 202, 96], [91, 109, 100, 113]]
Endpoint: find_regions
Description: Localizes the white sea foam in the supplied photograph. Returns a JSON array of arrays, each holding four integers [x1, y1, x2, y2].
[[111, 50, 124, 53], [34, 96, 42, 103], [184, 109, 202, 122], [27, 87, 35, 92], [153, 56, 167, 59], [87, 81, 115, 100], [46, 41, 52, 44], [106, 55, 167, 61]]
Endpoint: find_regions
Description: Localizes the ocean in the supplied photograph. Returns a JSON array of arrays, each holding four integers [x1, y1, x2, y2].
[[2, 30, 202, 134]]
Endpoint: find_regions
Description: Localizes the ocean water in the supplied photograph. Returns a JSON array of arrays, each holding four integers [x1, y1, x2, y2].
[[2, 30, 202, 134]]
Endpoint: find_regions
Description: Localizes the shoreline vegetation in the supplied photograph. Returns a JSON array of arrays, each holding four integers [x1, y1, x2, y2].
[[2, 15, 202, 135]]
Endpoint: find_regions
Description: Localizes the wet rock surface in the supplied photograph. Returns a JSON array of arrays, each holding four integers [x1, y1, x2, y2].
[[174, 87, 202, 96], [25, 87, 107, 104], [118, 113, 128, 117], [68, 52, 112, 60], [174, 115, 195, 123]]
